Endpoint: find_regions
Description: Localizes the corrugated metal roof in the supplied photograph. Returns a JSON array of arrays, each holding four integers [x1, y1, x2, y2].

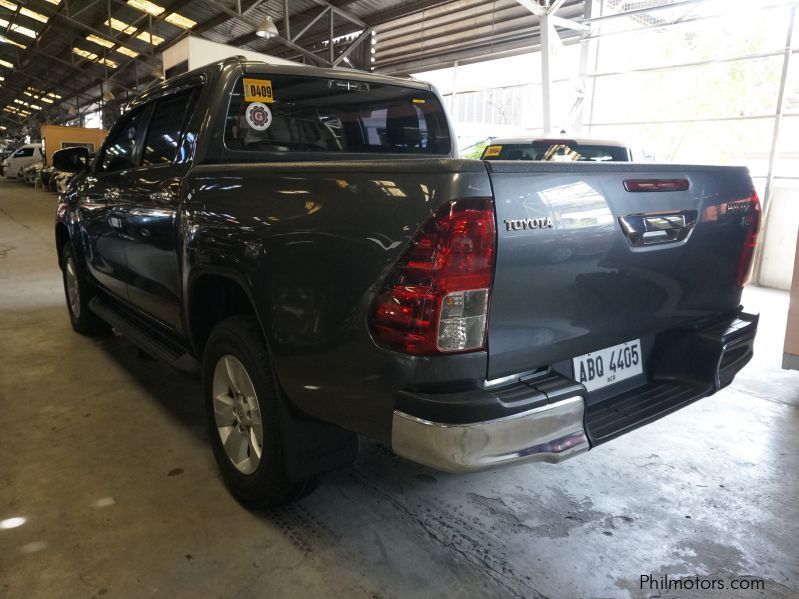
[[0, 0, 587, 137]]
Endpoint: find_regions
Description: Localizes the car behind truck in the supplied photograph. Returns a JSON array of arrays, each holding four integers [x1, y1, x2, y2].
[[54, 57, 760, 507]]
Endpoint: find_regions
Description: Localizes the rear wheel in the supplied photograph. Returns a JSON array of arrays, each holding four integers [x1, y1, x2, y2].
[[203, 315, 313, 508], [60, 241, 110, 336]]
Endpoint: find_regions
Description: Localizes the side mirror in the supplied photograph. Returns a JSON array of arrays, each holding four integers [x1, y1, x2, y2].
[[52, 146, 90, 173]]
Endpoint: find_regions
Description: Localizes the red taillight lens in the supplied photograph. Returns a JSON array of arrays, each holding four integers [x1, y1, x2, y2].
[[369, 198, 496, 355], [737, 192, 761, 287]]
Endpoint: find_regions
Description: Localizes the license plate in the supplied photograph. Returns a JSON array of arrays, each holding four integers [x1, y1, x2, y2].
[[573, 339, 643, 392]]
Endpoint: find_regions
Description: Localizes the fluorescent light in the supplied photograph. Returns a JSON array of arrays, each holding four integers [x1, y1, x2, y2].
[[115, 46, 139, 58], [136, 31, 164, 45], [72, 47, 98, 61], [0, 34, 26, 49], [164, 12, 196, 29], [104, 18, 137, 35], [127, 0, 165, 16], [0, 58, 13, 68], [24, 91, 54, 104], [0, 18, 36, 38], [0, 3, 48, 26], [15, 99, 42, 110], [86, 34, 114, 48], [20, 7, 49, 23], [98, 57, 119, 68]]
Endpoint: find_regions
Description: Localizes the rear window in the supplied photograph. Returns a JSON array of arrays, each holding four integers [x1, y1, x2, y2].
[[483, 141, 629, 162], [225, 74, 451, 156]]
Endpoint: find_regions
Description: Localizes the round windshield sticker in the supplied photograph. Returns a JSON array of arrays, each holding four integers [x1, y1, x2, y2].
[[245, 102, 272, 131]]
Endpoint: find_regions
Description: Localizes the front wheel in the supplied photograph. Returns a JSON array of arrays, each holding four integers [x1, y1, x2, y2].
[[60, 241, 110, 336], [203, 315, 313, 508]]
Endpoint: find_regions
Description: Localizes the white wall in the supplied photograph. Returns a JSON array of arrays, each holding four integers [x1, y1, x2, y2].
[[162, 35, 301, 76], [758, 183, 799, 290]]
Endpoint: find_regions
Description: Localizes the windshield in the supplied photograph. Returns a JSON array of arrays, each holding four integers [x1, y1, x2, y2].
[[482, 141, 630, 162], [225, 74, 452, 157]]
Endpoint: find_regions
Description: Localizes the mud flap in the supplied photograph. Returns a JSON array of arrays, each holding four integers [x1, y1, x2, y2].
[[277, 394, 360, 481]]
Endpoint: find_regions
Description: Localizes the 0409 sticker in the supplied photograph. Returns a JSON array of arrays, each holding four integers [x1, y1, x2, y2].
[[242, 78, 273, 102], [245, 102, 273, 131]]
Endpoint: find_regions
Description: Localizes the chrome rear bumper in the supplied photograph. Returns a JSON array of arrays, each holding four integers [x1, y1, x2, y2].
[[391, 395, 589, 473]]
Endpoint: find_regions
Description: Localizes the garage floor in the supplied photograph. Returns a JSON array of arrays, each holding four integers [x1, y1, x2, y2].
[[1, 178, 798, 599]]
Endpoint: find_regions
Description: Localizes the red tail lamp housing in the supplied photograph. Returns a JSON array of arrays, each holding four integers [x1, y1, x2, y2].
[[369, 198, 496, 355], [737, 192, 761, 287]]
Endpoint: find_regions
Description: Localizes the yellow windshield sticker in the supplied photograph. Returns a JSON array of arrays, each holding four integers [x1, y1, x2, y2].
[[484, 145, 502, 158], [412, 98, 426, 104], [242, 78, 274, 103]]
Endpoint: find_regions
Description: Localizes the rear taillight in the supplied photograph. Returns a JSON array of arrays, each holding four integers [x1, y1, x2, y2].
[[737, 192, 761, 287], [369, 198, 496, 355]]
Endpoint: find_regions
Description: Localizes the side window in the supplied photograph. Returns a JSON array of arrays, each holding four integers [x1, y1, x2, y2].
[[98, 107, 146, 173], [141, 87, 199, 166], [14, 148, 33, 158]]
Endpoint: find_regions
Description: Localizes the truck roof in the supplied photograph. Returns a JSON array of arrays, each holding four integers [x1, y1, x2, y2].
[[136, 56, 432, 104]]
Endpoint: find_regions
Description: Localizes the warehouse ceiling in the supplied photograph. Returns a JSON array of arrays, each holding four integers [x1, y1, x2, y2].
[[0, 0, 585, 136]]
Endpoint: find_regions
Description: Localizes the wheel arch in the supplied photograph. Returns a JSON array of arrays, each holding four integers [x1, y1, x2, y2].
[[55, 222, 70, 268], [186, 270, 269, 357]]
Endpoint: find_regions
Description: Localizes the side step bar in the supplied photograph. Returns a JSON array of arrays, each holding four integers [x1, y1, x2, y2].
[[89, 295, 200, 376]]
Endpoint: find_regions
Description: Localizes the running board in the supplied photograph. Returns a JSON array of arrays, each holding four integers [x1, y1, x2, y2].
[[89, 296, 200, 376]]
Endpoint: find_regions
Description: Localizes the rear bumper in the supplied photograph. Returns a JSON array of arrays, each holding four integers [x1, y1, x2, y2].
[[391, 311, 757, 473], [393, 395, 589, 473]]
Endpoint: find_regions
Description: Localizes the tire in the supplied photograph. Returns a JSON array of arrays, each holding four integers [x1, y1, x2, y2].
[[60, 241, 111, 336], [203, 315, 313, 508]]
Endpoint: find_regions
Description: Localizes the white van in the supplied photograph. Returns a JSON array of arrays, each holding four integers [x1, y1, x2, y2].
[[4, 143, 43, 178]]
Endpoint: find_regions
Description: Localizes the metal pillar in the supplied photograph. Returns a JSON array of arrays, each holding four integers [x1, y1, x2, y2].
[[541, 14, 552, 134], [516, 0, 589, 135], [576, 0, 600, 134], [763, 1, 797, 213], [450, 60, 459, 115]]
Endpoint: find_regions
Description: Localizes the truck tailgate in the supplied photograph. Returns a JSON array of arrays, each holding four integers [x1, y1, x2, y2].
[[485, 161, 757, 380]]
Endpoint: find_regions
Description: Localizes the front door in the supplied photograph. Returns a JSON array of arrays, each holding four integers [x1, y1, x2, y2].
[[78, 107, 148, 300]]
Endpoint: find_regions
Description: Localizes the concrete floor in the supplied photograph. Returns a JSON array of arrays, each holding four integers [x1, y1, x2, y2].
[[1, 177, 797, 599]]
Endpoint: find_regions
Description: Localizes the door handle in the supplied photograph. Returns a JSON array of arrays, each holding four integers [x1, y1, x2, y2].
[[105, 187, 123, 202], [619, 210, 698, 247], [149, 190, 175, 203]]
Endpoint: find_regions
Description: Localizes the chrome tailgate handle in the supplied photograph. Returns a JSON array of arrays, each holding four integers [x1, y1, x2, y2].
[[619, 210, 698, 247]]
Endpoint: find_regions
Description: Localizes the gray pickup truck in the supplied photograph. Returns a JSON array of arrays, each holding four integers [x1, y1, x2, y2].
[[54, 57, 760, 507]]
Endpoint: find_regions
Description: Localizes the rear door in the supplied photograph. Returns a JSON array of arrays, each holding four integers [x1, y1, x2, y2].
[[118, 85, 201, 328], [485, 162, 756, 381]]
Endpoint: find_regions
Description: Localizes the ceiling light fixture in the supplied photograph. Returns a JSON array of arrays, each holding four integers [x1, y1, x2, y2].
[[255, 15, 278, 39]]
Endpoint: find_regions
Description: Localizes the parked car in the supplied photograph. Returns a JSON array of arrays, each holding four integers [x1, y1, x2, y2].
[[54, 57, 760, 508], [4, 143, 43, 178], [481, 136, 652, 162], [40, 165, 56, 190], [54, 170, 76, 193], [20, 162, 43, 185], [0, 149, 13, 176]]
